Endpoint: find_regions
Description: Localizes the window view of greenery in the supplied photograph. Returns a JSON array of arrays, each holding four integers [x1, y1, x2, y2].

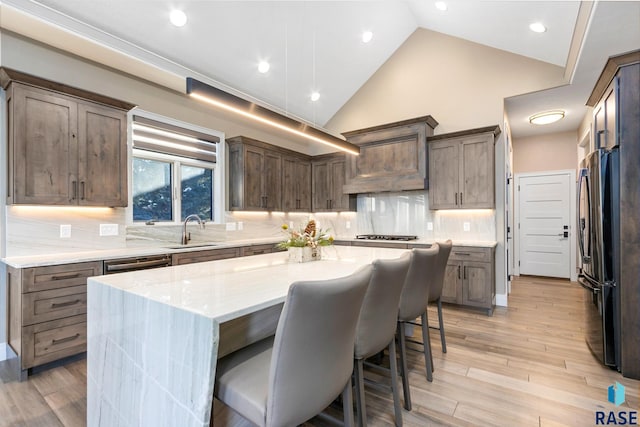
[[181, 165, 213, 221], [133, 158, 173, 221]]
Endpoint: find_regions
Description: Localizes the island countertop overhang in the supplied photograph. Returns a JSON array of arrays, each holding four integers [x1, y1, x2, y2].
[[87, 246, 411, 323]]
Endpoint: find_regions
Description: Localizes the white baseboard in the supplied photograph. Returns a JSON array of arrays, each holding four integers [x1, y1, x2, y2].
[[495, 293, 508, 307], [0, 343, 6, 362]]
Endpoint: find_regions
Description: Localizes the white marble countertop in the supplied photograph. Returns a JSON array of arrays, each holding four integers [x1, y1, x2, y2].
[[0, 237, 282, 268], [2, 236, 496, 268], [336, 237, 498, 248], [88, 245, 409, 323]]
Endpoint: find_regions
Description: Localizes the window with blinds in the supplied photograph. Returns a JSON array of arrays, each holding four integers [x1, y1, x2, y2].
[[130, 114, 222, 223], [132, 115, 219, 163]]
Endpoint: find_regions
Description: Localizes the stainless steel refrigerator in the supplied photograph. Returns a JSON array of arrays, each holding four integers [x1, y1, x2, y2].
[[577, 147, 620, 369]]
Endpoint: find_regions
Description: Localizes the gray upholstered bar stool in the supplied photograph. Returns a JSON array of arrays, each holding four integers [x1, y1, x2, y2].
[[428, 240, 453, 354], [353, 252, 412, 427], [405, 240, 453, 373], [214, 265, 372, 427], [396, 244, 440, 411]]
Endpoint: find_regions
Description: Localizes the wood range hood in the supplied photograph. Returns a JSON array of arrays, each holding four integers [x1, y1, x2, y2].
[[341, 116, 438, 194]]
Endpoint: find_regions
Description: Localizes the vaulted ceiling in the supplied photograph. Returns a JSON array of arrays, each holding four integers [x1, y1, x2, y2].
[[2, 0, 639, 138]]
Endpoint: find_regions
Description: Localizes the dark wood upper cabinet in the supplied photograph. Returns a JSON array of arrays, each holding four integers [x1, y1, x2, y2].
[[427, 126, 500, 210], [312, 153, 355, 212], [282, 156, 311, 212], [2, 68, 133, 207], [228, 137, 283, 211], [342, 116, 438, 194]]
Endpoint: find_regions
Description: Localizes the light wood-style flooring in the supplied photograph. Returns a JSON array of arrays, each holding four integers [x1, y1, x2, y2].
[[1, 276, 638, 426]]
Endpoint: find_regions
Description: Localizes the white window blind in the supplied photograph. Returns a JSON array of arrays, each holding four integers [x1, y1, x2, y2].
[[132, 115, 219, 163]]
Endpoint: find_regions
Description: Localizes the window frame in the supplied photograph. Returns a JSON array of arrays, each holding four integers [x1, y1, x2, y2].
[[127, 110, 225, 225]]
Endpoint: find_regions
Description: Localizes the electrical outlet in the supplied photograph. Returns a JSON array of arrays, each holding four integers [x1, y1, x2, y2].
[[427, 222, 433, 231], [345, 221, 351, 229], [463, 222, 471, 232], [60, 224, 71, 238], [226, 222, 237, 231], [289, 221, 294, 228], [99, 224, 119, 236], [237, 222, 243, 231]]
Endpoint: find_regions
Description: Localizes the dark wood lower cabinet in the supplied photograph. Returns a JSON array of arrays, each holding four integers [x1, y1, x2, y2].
[[6, 261, 102, 378], [441, 247, 495, 315]]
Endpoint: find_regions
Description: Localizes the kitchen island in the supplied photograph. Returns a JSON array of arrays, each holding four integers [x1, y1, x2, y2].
[[87, 245, 409, 427]]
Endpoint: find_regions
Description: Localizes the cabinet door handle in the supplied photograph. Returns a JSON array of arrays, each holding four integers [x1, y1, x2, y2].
[[460, 192, 463, 205], [52, 333, 80, 346], [51, 273, 81, 281], [455, 192, 458, 205], [72, 181, 77, 200], [455, 252, 471, 256], [458, 265, 461, 279], [80, 181, 85, 200], [326, 200, 330, 209], [464, 266, 467, 280], [51, 299, 81, 309]]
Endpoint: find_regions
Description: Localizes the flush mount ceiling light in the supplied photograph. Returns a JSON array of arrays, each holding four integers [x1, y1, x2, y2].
[[310, 91, 320, 102], [529, 110, 565, 125], [362, 31, 373, 43], [186, 78, 359, 155], [257, 61, 270, 73], [529, 22, 547, 33], [169, 10, 187, 27], [435, 2, 448, 11]]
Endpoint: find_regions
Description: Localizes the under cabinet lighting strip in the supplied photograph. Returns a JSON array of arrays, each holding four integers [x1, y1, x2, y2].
[[186, 78, 360, 155]]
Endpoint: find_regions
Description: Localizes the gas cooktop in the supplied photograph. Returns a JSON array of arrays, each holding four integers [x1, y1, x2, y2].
[[355, 234, 418, 241]]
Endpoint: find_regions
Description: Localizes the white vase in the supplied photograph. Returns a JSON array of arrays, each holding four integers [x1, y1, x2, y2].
[[288, 246, 321, 263]]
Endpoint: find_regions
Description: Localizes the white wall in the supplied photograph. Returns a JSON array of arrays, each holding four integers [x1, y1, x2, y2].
[[324, 28, 566, 298], [512, 130, 579, 174]]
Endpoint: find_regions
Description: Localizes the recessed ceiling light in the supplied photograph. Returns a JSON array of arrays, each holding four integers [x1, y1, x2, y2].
[[529, 110, 565, 125], [529, 22, 547, 33], [170, 10, 187, 27], [258, 61, 270, 74], [435, 2, 448, 11], [362, 31, 373, 43], [310, 92, 320, 102]]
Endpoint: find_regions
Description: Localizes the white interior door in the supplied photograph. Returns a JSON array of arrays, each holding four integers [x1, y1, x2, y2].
[[516, 172, 573, 279]]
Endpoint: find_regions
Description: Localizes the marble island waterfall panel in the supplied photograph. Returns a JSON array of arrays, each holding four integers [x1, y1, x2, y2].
[[88, 280, 218, 427]]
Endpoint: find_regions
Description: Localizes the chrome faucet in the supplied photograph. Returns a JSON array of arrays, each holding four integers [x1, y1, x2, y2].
[[182, 214, 206, 245]]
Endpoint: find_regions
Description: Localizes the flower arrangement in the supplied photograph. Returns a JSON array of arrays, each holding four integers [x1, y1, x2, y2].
[[277, 219, 334, 250]]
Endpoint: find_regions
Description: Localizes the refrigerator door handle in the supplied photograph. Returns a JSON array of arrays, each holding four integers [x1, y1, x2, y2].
[[577, 168, 590, 263]]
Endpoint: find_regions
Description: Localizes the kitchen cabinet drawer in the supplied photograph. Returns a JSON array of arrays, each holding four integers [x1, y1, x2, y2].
[[22, 261, 103, 293], [21, 315, 87, 369], [172, 247, 241, 265], [241, 244, 277, 257], [449, 247, 491, 262], [22, 285, 87, 326]]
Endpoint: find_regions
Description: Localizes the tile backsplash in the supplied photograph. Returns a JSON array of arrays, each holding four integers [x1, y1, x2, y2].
[[356, 190, 496, 240], [4, 190, 495, 257]]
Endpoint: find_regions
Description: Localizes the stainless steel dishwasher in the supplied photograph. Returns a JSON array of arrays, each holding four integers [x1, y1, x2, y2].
[[103, 254, 172, 274]]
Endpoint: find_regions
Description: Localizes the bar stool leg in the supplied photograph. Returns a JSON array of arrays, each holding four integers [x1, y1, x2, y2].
[[388, 338, 403, 426], [397, 322, 412, 410], [420, 312, 433, 382], [437, 298, 447, 353], [354, 359, 366, 427]]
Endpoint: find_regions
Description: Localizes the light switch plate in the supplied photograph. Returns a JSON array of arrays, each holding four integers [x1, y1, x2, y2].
[[463, 222, 471, 232], [237, 222, 243, 231], [60, 224, 71, 238], [226, 222, 237, 231], [346, 221, 351, 229], [289, 221, 294, 228], [100, 224, 119, 236], [427, 222, 433, 231]]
